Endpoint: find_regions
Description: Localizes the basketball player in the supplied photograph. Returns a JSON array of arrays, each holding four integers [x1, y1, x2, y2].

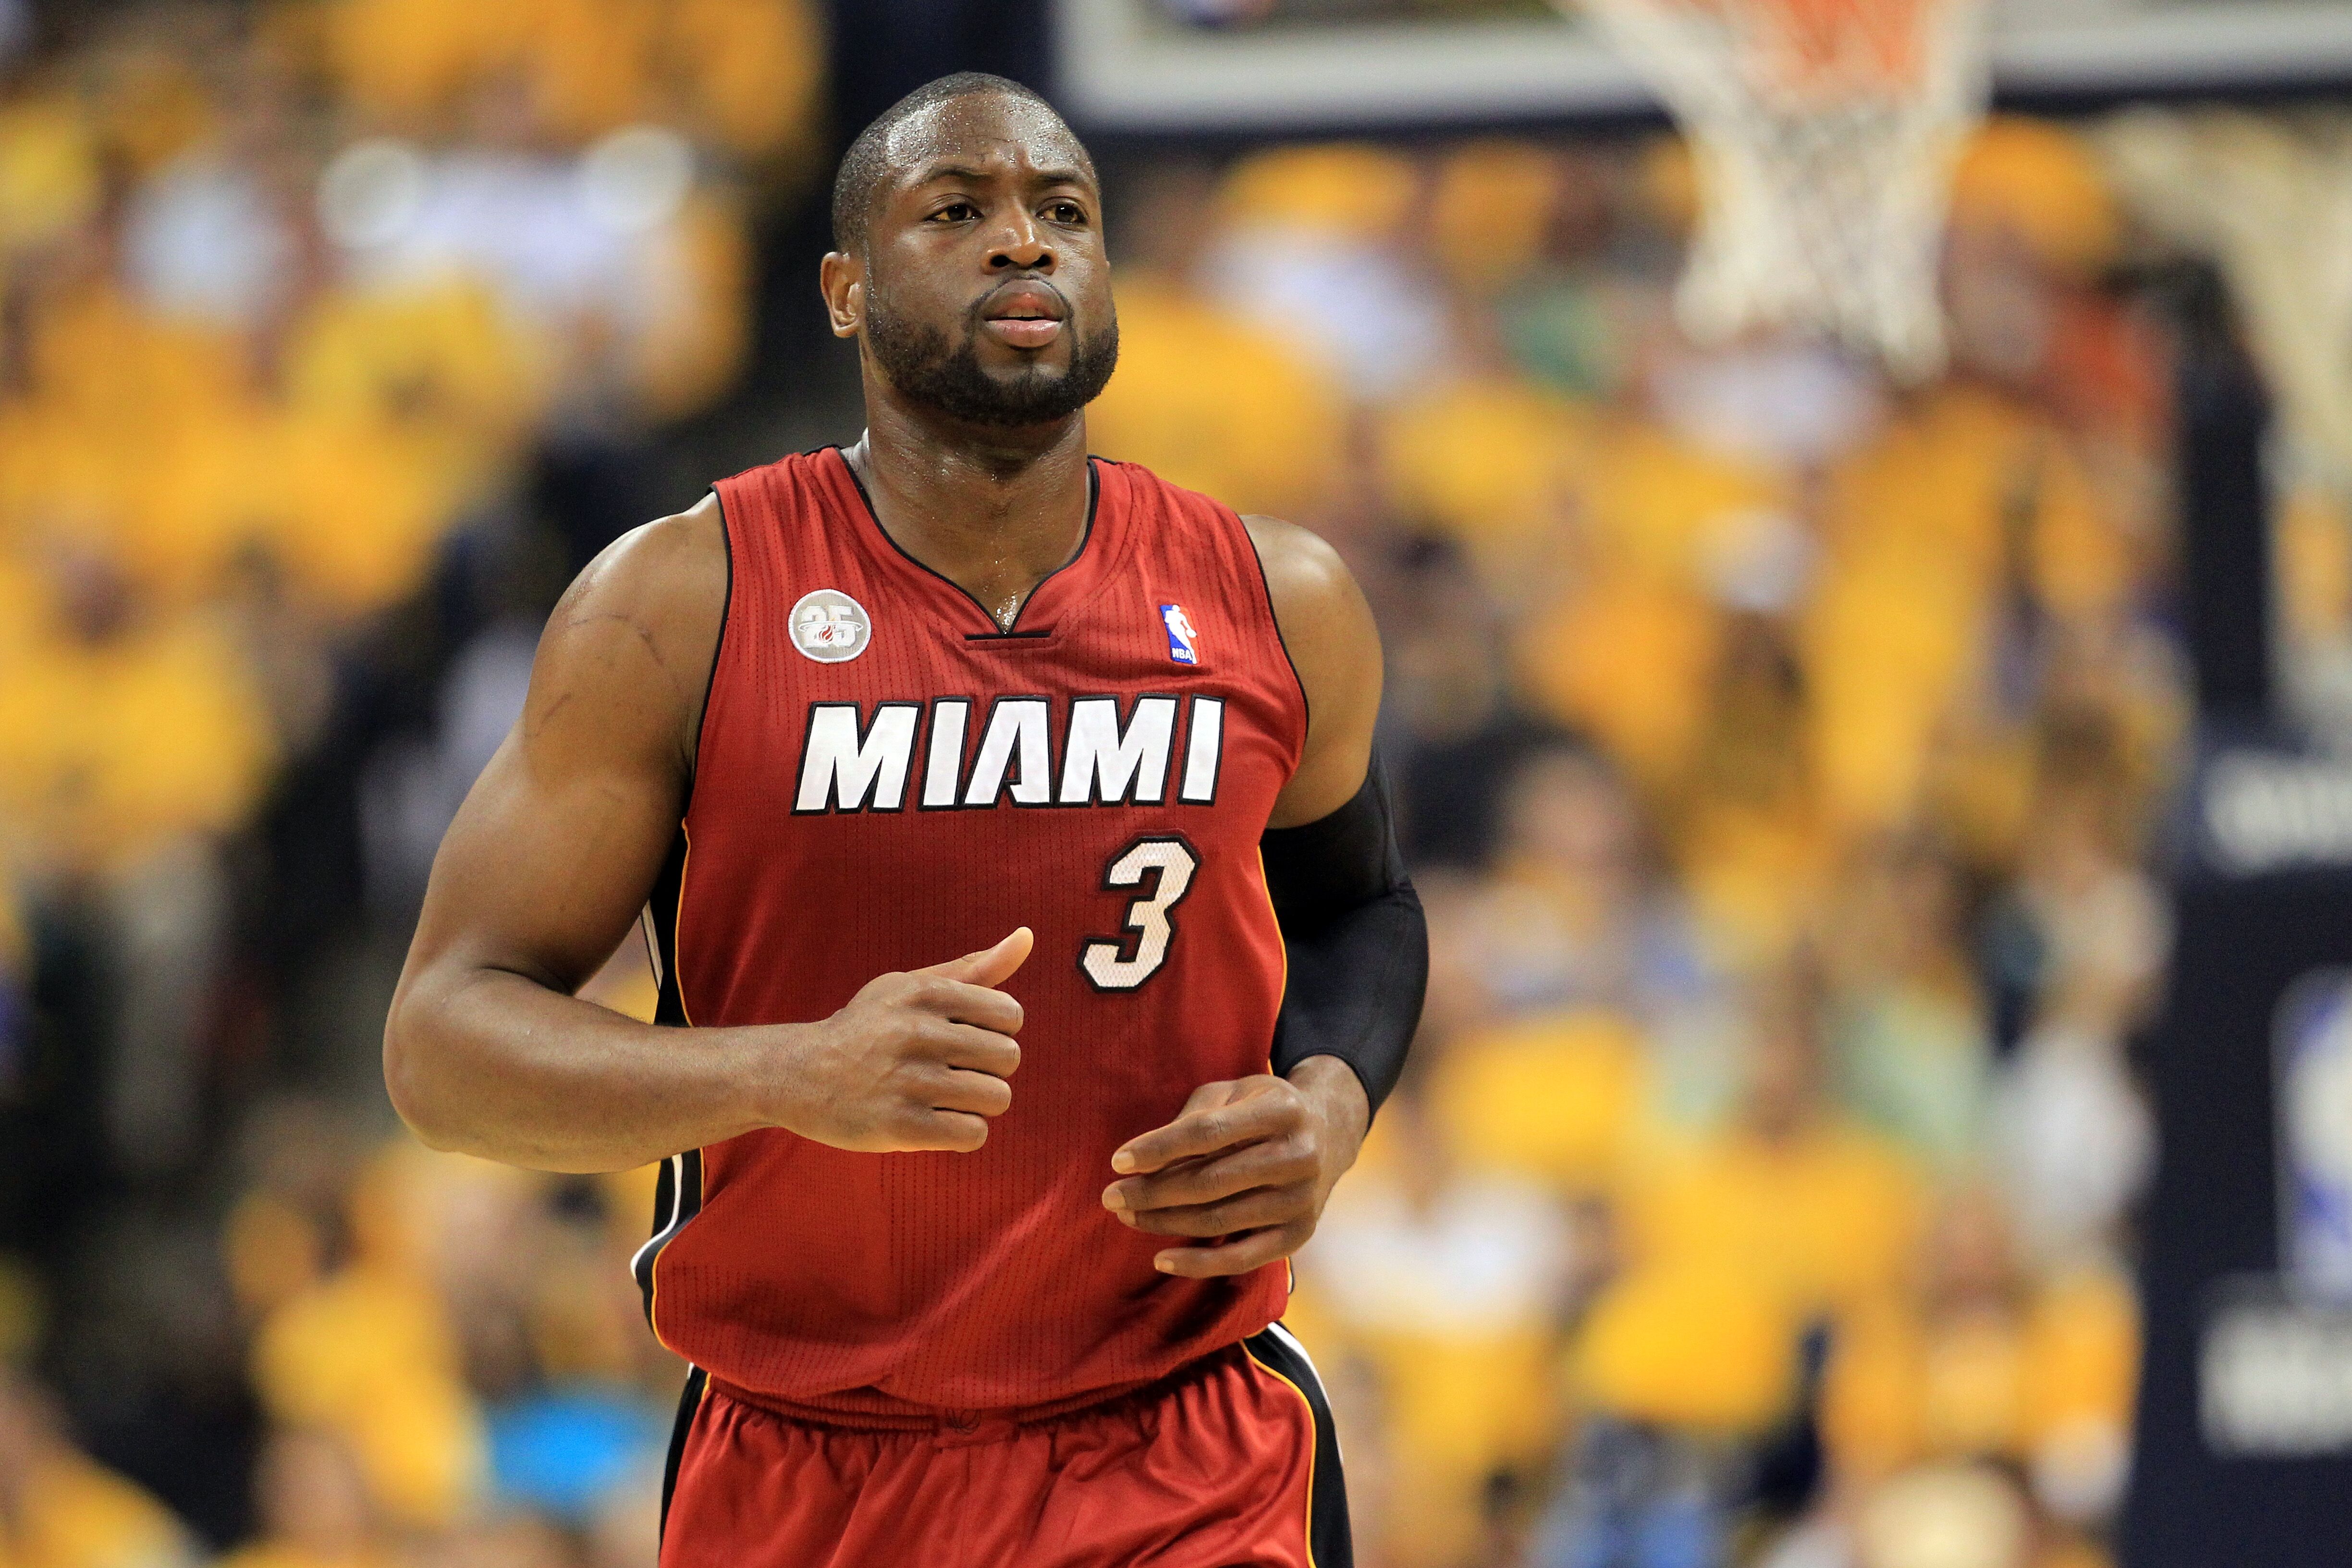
[[384, 73, 1426, 1567]]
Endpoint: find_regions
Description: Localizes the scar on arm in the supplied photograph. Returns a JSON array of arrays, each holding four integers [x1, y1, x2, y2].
[[527, 690, 577, 736], [559, 609, 672, 670], [549, 608, 708, 709]]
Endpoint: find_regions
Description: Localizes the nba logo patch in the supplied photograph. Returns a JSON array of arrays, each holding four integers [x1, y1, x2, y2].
[[1160, 603, 1200, 666]]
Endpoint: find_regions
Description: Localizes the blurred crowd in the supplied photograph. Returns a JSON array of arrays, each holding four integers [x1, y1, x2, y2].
[[0, 0, 815, 1562], [0, 4, 2196, 1566], [1090, 130, 2179, 1568]]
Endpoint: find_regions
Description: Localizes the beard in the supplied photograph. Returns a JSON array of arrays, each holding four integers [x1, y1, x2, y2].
[[866, 282, 1119, 428]]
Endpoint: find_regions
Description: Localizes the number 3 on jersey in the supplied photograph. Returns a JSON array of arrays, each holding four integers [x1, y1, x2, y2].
[[1080, 837, 1199, 991]]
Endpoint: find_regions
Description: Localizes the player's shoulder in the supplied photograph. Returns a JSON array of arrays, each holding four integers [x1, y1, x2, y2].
[[535, 493, 730, 762], [714, 444, 838, 497], [1097, 459, 1348, 591], [1237, 513, 1361, 632], [1093, 454, 1250, 536], [1094, 455, 1364, 635], [1237, 512, 1380, 739], [563, 492, 729, 635]]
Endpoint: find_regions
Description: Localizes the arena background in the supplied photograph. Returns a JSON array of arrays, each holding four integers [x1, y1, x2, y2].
[[5, 1, 2352, 1564]]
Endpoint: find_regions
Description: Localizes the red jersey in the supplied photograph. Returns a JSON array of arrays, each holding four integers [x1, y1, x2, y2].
[[632, 447, 1308, 1424]]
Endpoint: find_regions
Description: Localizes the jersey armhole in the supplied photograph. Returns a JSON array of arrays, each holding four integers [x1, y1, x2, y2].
[[684, 486, 736, 811], [1236, 509, 1313, 778]]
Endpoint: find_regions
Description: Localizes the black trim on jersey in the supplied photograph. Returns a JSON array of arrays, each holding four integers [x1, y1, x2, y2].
[[632, 1145, 704, 1323], [631, 487, 725, 1348], [1236, 511, 1313, 748], [633, 833, 706, 1330], [660, 1364, 710, 1542], [643, 832, 690, 1029], [1243, 1325, 1354, 1568], [834, 445, 1099, 637], [688, 488, 735, 791]]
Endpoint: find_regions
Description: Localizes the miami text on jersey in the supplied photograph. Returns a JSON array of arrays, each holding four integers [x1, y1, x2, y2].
[[793, 694, 1226, 815]]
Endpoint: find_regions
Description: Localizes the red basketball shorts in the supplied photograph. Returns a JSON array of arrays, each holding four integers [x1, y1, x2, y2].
[[657, 1327, 1351, 1568]]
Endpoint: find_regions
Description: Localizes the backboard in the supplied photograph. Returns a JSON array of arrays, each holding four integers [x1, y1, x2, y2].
[[1056, 0, 2352, 132]]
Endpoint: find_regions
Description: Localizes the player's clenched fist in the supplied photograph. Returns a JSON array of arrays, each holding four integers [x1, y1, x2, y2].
[[778, 927, 1032, 1154], [1100, 1058, 1370, 1277]]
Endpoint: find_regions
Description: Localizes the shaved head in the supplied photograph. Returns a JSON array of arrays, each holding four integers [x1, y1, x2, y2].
[[831, 73, 1091, 255]]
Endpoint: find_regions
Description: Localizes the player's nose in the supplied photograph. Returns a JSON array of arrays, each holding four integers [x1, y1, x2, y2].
[[989, 216, 1054, 272]]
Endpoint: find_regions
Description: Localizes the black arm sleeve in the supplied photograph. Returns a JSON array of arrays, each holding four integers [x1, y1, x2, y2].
[[1259, 758, 1429, 1117]]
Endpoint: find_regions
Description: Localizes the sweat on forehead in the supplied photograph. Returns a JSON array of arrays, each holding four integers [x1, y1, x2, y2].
[[831, 72, 1093, 252]]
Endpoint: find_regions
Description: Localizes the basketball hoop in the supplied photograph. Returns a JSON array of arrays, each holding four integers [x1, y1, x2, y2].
[[1566, 0, 1992, 381]]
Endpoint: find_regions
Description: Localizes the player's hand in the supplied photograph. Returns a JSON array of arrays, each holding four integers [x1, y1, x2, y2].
[[1101, 1057, 1370, 1277], [779, 927, 1032, 1154]]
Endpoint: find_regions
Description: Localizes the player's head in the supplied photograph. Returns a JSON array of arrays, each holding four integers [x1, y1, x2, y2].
[[821, 73, 1118, 429]]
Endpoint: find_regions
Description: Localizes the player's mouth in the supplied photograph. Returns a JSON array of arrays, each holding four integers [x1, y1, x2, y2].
[[978, 283, 1068, 350]]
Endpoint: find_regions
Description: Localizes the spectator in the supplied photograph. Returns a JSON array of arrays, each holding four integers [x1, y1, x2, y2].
[[1086, 159, 1349, 520], [1538, 960, 1926, 1568], [1306, 1070, 1576, 1566], [247, 1144, 492, 1530], [0, 542, 270, 1175], [1201, 144, 1451, 403], [1821, 831, 1993, 1178], [218, 1427, 389, 1568], [1378, 536, 1564, 870], [1987, 706, 2164, 1268], [1481, 746, 1724, 1078], [0, 1369, 200, 1568], [1824, 1187, 2138, 1556]]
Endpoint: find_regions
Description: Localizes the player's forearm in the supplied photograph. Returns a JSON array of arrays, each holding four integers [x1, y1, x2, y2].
[[1263, 762, 1429, 1116], [384, 964, 783, 1173]]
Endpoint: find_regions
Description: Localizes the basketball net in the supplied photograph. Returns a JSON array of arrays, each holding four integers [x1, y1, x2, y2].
[[1568, 0, 1992, 381]]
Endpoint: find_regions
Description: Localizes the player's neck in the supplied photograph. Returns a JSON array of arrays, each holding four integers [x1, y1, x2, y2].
[[845, 405, 1093, 630]]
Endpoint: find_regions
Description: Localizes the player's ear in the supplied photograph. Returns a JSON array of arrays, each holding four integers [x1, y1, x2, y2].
[[820, 251, 864, 339]]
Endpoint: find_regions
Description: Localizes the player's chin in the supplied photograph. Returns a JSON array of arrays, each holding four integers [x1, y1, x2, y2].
[[975, 346, 1072, 387]]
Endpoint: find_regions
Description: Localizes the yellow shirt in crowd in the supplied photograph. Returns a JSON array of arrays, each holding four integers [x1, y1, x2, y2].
[[1576, 1119, 1926, 1433], [1086, 276, 1347, 522], [251, 1267, 485, 1531], [1825, 1263, 2141, 1481], [0, 613, 274, 879], [217, 1548, 389, 1568], [0, 1457, 191, 1568], [318, 0, 819, 159], [1435, 1010, 1650, 1194]]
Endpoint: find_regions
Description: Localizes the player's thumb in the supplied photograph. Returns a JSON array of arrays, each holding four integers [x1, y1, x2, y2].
[[924, 927, 1034, 989]]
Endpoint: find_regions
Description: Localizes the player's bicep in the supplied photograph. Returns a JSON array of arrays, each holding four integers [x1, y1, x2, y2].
[[406, 508, 724, 995], [1245, 516, 1383, 829], [419, 720, 680, 996]]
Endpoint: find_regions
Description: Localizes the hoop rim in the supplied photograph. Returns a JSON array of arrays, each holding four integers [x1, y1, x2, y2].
[[1582, 0, 1975, 107]]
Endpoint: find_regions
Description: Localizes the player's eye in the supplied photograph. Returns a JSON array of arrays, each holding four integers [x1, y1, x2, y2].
[[929, 200, 979, 223], [1044, 201, 1088, 226]]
